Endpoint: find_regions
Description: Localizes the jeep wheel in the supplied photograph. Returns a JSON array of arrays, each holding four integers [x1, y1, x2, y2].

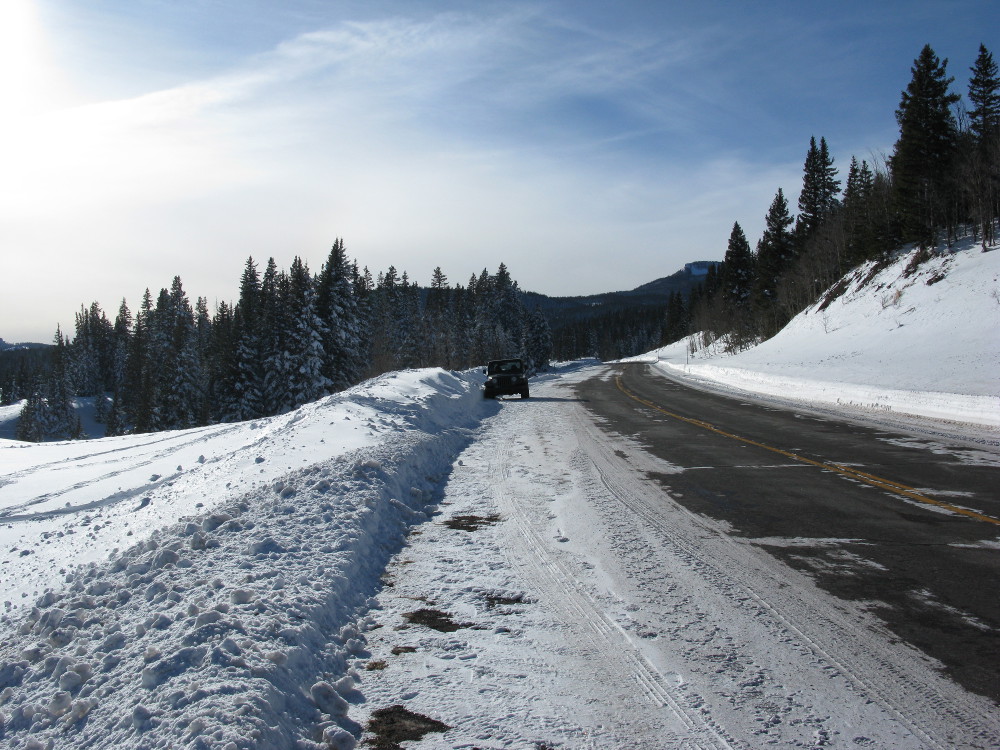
[[521, 389, 530, 399]]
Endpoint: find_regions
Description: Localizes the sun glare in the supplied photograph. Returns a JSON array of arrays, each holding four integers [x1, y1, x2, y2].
[[0, 0, 61, 116]]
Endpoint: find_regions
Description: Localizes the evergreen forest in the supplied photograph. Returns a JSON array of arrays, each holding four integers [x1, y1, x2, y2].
[[4, 42, 998, 441]]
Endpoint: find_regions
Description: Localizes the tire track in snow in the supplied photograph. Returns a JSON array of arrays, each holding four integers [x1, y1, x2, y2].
[[487, 400, 736, 749]]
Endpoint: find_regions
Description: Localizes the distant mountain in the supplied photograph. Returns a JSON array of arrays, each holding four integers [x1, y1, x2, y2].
[[0, 339, 48, 352], [521, 262, 719, 323]]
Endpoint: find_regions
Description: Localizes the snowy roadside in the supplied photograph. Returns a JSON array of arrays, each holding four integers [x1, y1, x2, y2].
[[0, 369, 496, 749], [354, 364, 1000, 748], [628, 240, 1000, 439], [0, 361, 998, 749]]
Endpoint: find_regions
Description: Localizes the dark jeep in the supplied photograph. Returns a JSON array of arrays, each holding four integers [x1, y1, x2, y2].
[[483, 358, 529, 399]]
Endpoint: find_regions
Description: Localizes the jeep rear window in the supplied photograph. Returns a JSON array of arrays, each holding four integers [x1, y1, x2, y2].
[[488, 360, 523, 374]]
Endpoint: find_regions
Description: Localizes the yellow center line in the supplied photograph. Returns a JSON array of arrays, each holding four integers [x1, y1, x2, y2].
[[615, 374, 1000, 526]]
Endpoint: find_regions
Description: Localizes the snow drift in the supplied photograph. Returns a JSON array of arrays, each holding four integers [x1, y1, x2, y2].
[[0, 369, 492, 749]]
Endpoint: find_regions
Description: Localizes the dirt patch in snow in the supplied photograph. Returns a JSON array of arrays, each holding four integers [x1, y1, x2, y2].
[[402, 608, 469, 632], [364, 705, 450, 749], [443, 513, 501, 531]]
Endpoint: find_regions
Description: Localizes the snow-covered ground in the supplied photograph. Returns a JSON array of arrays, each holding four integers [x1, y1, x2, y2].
[[0, 241, 997, 748], [635, 238, 1000, 438]]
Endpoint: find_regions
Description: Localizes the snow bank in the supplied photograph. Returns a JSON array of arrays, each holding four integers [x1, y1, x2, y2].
[[644, 239, 1000, 428], [0, 368, 493, 749]]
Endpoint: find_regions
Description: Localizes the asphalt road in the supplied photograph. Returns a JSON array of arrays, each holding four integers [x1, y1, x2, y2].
[[576, 363, 1000, 704]]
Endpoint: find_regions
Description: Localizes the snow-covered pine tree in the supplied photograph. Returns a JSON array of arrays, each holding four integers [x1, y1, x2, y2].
[[393, 272, 424, 370], [205, 300, 240, 422], [524, 306, 553, 375], [369, 266, 400, 376], [45, 327, 78, 439], [316, 239, 364, 391], [111, 300, 132, 396], [259, 258, 293, 415], [227, 257, 266, 420], [157, 277, 205, 429], [93, 391, 112, 424], [15, 392, 47, 442], [69, 303, 112, 398], [122, 289, 156, 433], [472, 265, 527, 362], [284, 256, 331, 409], [425, 267, 454, 369]]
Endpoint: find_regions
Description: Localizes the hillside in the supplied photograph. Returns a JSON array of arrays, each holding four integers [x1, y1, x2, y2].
[[638, 236, 1000, 432]]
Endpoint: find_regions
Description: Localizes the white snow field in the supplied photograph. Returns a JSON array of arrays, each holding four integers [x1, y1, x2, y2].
[[0, 240, 997, 748]]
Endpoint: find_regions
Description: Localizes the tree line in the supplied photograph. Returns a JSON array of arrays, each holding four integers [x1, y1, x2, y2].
[[10, 240, 552, 441], [669, 43, 999, 354]]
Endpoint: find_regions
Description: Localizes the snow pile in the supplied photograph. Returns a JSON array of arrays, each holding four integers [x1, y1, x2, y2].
[[646, 239, 1000, 427], [0, 369, 491, 749]]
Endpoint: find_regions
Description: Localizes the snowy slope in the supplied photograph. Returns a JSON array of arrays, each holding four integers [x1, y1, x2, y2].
[[642, 238, 1000, 431]]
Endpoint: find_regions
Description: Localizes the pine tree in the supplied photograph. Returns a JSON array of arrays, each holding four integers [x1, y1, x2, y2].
[[394, 272, 425, 370], [230, 258, 266, 420], [524, 306, 553, 374], [111, 300, 132, 395], [259, 258, 291, 415], [425, 266, 453, 368], [156, 277, 205, 429], [207, 301, 240, 422], [720, 222, 756, 348], [796, 137, 840, 242], [966, 44, 1000, 246], [46, 327, 78, 439], [754, 188, 796, 334], [125, 289, 157, 433], [316, 239, 364, 390], [15, 391, 47, 442], [968, 44, 1000, 146], [891, 45, 961, 247], [478, 263, 526, 361], [663, 291, 688, 344], [842, 157, 878, 265], [105, 390, 124, 437], [369, 265, 400, 375], [352, 264, 375, 375], [284, 256, 331, 410], [93, 391, 111, 424]]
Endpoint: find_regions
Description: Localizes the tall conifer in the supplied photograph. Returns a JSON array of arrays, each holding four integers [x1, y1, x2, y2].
[[891, 45, 960, 246]]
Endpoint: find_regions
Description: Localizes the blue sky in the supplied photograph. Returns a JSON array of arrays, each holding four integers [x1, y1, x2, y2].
[[1, 0, 996, 342]]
